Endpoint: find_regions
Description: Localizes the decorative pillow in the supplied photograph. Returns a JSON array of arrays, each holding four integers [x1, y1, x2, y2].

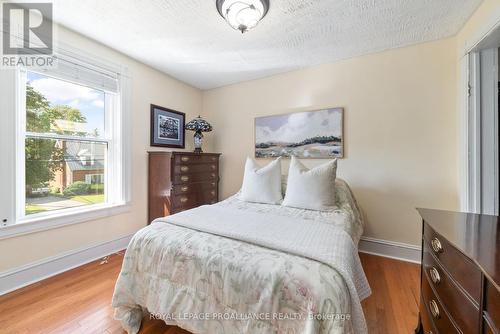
[[282, 156, 337, 210], [239, 157, 283, 204]]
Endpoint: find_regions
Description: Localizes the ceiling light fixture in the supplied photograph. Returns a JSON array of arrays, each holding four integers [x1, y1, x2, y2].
[[216, 0, 270, 34]]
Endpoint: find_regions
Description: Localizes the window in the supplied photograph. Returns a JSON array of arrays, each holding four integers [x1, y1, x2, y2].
[[0, 51, 130, 236], [85, 174, 105, 185], [24, 72, 108, 215]]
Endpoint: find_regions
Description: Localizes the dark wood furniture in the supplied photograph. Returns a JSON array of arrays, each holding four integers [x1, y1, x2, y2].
[[148, 151, 221, 223], [416, 209, 499, 334]]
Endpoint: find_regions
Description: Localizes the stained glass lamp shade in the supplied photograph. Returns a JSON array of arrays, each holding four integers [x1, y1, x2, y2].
[[185, 116, 213, 153]]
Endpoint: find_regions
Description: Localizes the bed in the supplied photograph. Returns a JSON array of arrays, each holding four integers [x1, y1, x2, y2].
[[112, 179, 371, 334]]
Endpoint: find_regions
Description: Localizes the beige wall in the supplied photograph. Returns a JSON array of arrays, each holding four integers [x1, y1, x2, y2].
[[0, 26, 203, 272], [203, 38, 459, 246], [203, 0, 500, 247]]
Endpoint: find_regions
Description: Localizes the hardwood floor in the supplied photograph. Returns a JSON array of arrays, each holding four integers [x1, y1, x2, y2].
[[360, 254, 420, 334], [0, 252, 420, 334]]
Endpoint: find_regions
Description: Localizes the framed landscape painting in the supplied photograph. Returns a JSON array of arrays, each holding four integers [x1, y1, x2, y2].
[[150, 104, 185, 148], [255, 107, 343, 158]]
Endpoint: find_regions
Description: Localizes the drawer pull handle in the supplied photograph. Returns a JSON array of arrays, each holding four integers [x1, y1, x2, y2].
[[181, 186, 189, 192], [180, 166, 189, 172], [181, 176, 189, 182], [211, 190, 216, 196], [180, 196, 188, 203], [431, 237, 443, 253], [211, 173, 216, 178], [181, 156, 189, 162], [211, 182, 216, 187], [429, 267, 441, 285], [211, 164, 216, 170], [212, 157, 216, 161], [429, 300, 440, 319]]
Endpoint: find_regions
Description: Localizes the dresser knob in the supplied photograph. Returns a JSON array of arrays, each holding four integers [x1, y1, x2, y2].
[[211, 182, 216, 187], [180, 196, 188, 203], [429, 267, 441, 285], [181, 176, 189, 182], [429, 300, 440, 319], [181, 156, 189, 162], [431, 237, 443, 253], [180, 166, 189, 172], [211, 190, 216, 196], [211, 164, 216, 170], [211, 173, 216, 178], [212, 157, 216, 161], [181, 186, 189, 192]]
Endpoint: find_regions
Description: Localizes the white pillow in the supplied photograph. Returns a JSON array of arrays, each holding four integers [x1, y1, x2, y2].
[[239, 157, 283, 204], [282, 156, 337, 210]]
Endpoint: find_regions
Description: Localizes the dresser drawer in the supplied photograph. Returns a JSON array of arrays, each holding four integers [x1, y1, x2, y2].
[[421, 275, 460, 334], [420, 297, 438, 334], [485, 280, 500, 332], [484, 315, 497, 334], [172, 163, 218, 174], [171, 189, 218, 209], [171, 195, 198, 212], [422, 240, 479, 333], [173, 154, 219, 165], [172, 182, 217, 195], [423, 222, 482, 303], [172, 172, 218, 184]]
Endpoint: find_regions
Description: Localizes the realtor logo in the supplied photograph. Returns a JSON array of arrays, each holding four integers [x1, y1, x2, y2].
[[2, 2, 53, 55], [1, 1, 55, 68], [2, 3, 53, 55]]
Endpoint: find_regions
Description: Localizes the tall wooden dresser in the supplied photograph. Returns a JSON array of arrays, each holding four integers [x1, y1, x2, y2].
[[416, 209, 499, 334], [148, 151, 221, 223]]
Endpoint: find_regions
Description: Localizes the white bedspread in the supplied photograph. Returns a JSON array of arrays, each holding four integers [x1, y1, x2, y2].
[[112, 179, 370, 334], [161, 205, 370, 333]]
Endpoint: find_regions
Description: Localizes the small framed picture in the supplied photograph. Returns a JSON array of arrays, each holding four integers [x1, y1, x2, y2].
[[150, 104, 185, 148]]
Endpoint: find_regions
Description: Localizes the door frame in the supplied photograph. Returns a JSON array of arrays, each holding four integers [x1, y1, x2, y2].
[[459, 11, 500, 213]]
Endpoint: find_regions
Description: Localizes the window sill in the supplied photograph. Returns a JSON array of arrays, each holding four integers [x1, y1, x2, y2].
[[0, 202, 131, 240]]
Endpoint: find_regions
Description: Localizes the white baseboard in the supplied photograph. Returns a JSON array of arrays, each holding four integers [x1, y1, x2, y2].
[[0, 234, 133, 296], [359, 236, 421, 264]]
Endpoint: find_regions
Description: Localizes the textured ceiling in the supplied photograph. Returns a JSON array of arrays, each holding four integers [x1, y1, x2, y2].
[[51, 0, 482, 89]]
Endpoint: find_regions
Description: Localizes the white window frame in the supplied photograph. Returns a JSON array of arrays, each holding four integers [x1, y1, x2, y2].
[[0, 47, 131, 240]]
